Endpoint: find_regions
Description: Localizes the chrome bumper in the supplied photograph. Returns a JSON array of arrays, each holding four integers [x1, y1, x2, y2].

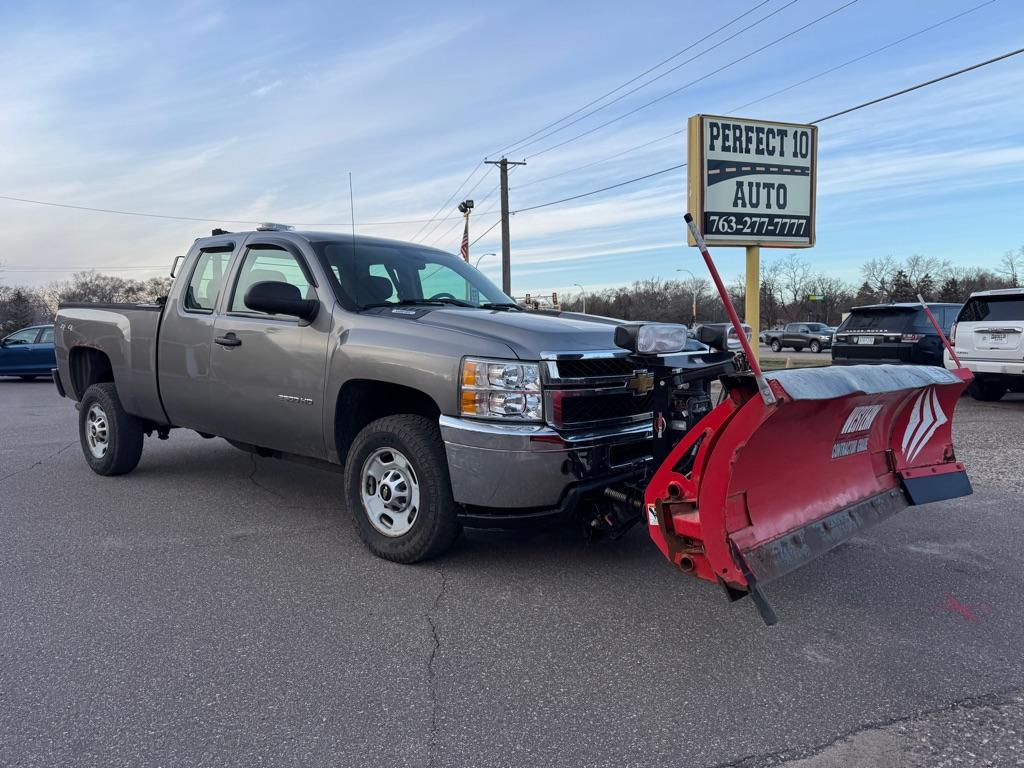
[[438, 415, 652, 510]]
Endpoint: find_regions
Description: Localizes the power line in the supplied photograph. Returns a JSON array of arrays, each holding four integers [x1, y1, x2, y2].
[[417, 172, 494, 244], [729, 0, 997, 115], [423, 2, 781, 250], [812, 44, 1024, 122], [514, 163, 687, 214], [470, 219, 502, 247], [524, 0, 859, 161], [503, 0, 802, 158], [510, 0, 995, 194], [0, 194, 476, 228], [408, 162, 487, 241], [511, 44, 1024, 215], [492, 0, 776, 158]]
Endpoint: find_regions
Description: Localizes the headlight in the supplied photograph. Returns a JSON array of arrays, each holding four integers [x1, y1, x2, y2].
[[460, 358, 543, 421]]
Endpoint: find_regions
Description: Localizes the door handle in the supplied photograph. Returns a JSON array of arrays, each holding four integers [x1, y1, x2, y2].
[[214, 333, 242, 348]]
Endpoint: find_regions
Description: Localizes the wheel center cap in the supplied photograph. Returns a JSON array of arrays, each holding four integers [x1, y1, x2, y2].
[[379, 485, 392, 501]]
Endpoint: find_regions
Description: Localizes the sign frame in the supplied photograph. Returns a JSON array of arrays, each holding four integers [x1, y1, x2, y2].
[[687, 114, 818, 248]]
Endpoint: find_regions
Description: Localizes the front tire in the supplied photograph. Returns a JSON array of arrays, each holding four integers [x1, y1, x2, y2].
[[968, 379, 1006, 402], [78, 383, 144, 475], [770, 339, 782, 352], [809, 340, 822, 353], [344, 415, 461, 563]]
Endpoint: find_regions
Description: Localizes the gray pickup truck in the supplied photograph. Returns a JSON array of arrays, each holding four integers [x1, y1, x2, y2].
[[54, 226, 729, 563]]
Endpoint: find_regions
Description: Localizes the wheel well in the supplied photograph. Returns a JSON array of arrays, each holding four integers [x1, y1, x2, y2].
[[68, 347, 114, 400], [335, 380, 441, 464]]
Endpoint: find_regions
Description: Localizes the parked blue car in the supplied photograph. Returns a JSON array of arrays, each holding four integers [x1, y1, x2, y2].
[[0, 324, 56, 380]]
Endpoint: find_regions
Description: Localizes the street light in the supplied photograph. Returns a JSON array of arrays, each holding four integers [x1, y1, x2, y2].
[[474, 252, 496, 268], [573, 282, 586, 314], [676, 268, 698, 326]]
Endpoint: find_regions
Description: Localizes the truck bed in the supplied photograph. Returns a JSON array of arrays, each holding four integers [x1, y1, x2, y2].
[[55, 302, 167, 424]]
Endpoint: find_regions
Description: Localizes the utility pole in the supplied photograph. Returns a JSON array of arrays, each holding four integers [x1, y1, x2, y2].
[[485, 157, 526, 295]]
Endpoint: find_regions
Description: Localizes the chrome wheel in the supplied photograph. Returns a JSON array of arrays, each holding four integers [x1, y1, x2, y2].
[[360, 447, 420, 537], [86, 404, 109, 459]]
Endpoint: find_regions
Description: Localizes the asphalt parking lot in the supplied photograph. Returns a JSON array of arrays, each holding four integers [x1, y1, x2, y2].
[[2, 378, 1023, 767]]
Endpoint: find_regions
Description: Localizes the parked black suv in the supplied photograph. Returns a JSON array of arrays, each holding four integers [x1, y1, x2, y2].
[[832, 303, 961, 366], [764, 322, 835, 353]]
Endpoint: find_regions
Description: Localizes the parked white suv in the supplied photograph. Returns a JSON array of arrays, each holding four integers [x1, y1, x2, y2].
[[947, 288, 1024, 401]]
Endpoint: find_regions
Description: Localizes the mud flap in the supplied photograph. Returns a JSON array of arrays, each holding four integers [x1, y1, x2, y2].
[[644, 364, 973, 622]]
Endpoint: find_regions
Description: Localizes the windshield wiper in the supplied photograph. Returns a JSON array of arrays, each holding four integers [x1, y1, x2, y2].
[[479, 302, 522, 311], [361, 298, 475, 310]]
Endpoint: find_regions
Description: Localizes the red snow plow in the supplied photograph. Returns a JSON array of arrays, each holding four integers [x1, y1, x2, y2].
[[616, 215, 973, 624]]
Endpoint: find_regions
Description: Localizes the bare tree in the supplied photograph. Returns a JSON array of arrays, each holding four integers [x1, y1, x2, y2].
[[997, 247, 1024, 286]]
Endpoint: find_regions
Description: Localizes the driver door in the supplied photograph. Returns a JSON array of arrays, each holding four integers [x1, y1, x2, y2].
[[207, 241, 332, 459]]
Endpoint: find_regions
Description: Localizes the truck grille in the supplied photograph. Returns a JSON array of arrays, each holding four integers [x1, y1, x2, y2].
[[545, 355, 654, 429]]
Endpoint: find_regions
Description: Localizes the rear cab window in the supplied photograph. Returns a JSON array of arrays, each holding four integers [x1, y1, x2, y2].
[[184, 247, 234, 313]]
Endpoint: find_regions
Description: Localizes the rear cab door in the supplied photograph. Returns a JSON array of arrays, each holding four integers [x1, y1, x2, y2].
[[207, 235, 332, 459], [955, 293, 1024, 361], [157, 239, 238, 434]]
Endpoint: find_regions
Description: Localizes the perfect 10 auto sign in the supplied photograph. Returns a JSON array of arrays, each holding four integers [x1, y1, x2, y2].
[[687, 115, 818, 247]]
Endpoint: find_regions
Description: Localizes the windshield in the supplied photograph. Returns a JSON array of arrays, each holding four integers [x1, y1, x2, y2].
[[839, 308, 916, 332], [313, 239, 513, 309]]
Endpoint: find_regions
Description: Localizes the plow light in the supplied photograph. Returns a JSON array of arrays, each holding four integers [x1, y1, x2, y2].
[[614, 323, 689, 355]]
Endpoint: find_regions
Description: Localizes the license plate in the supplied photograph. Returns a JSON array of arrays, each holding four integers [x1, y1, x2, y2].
[[857, 336, 875, 345], [990, 333, 1007, 342]]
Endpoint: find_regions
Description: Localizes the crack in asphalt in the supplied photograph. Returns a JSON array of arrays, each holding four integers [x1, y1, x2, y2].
[[244, 453, 339, 513], [425, 565, 448, 768], [248, 454, 285, 499], [0, 440, 76, 487], [709, 687, 1024, 768]]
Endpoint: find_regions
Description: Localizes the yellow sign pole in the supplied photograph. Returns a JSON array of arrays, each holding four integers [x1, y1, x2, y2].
[[745, 245, 760, 364]]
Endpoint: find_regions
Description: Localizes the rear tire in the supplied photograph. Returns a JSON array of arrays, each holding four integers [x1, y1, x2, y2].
[[809, 340, 822, 354], [968, 379, 1006, 402], [770, 339, 782, 352], [19, 375, 37, 381], [344, 414, 462, 563], [78, 383, 144, 475]]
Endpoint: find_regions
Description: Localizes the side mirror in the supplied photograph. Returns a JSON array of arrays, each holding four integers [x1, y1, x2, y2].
[[244, 281, 319, 321]]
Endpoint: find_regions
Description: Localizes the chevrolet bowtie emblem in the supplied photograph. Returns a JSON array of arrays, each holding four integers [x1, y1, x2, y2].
[[626, 371, 654, 396]]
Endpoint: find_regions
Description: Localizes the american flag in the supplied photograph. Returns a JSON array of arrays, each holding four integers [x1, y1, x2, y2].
[[460, 215, 470, 261]]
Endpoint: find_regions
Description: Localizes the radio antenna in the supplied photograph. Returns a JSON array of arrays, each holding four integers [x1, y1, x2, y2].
[[348, 172, 357, 256]]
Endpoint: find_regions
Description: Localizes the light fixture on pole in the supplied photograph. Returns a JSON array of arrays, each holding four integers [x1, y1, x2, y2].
[[573, 282, 586, 314], [676, 268, 698, 326], [457, 199, 474, 261], [475, 252, 496, 269]]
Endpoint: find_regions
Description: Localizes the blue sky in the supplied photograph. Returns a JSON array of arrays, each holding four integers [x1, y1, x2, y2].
[[2, 0, 1023, 297]]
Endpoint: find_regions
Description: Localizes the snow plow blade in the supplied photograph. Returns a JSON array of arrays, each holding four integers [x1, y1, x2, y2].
[[644, 364, 972, 612]]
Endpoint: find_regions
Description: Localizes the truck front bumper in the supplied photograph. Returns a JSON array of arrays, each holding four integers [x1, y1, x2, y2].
[[439, 415, 652, 525]]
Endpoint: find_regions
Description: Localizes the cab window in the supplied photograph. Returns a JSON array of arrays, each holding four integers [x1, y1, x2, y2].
[[184, 248, 233, 313], [230, 246, 314, 315]]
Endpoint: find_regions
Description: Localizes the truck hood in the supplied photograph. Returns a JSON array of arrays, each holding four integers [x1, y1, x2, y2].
[[415, 308, 621, 359]]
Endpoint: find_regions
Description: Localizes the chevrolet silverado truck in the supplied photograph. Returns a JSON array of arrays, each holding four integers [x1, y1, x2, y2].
[[54, 226, 730, 563]]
